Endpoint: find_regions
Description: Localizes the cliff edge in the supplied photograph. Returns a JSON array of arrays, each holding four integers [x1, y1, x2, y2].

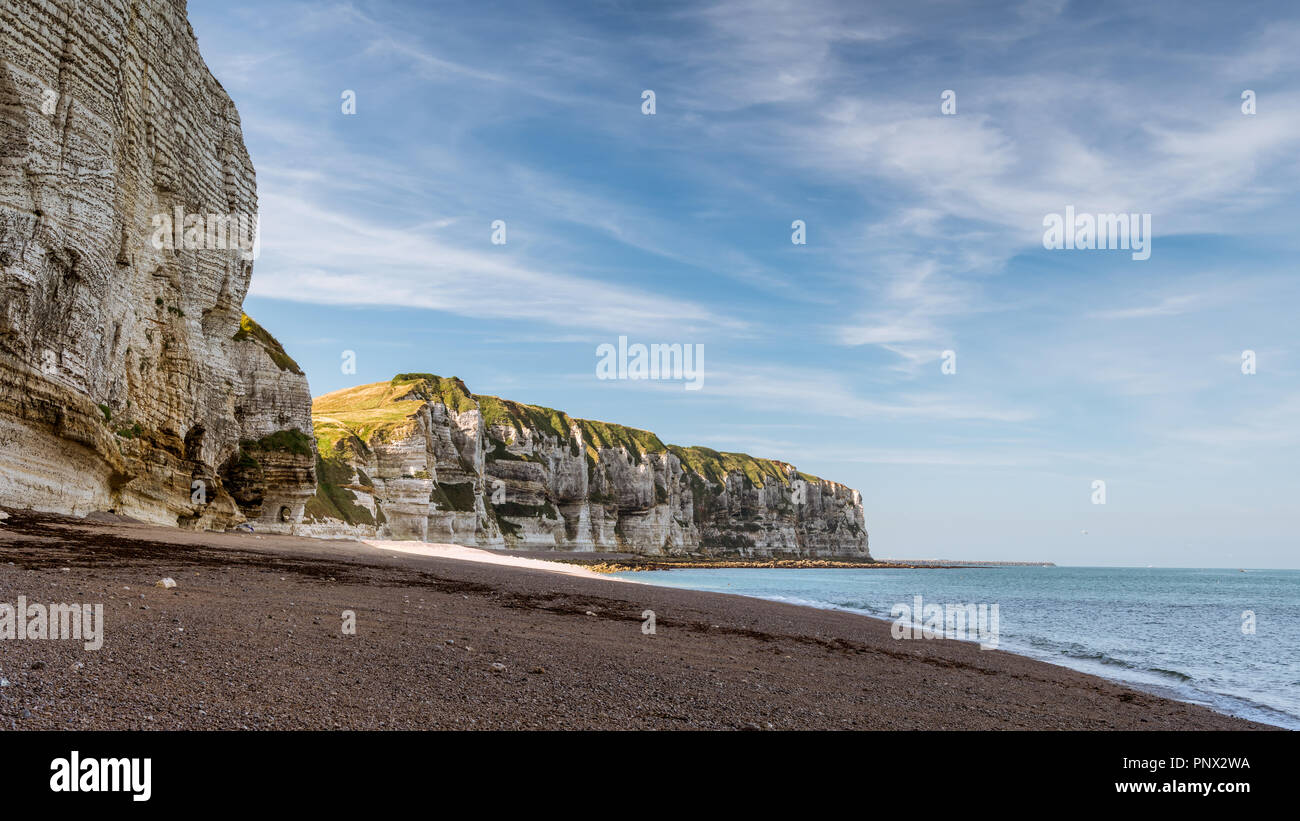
[[0, 0, 315, 529], [305, 374, 870, 558]]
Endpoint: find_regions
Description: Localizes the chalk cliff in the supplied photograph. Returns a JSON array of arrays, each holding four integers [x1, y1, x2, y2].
[[0, 0, 315, 530], [305, 374, 870, 558]]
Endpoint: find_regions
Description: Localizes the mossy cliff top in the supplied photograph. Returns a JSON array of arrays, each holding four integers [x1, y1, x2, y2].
[[311, 372, 824, 488], [232, 314, 303, 375], [312, 376, 429, 456]]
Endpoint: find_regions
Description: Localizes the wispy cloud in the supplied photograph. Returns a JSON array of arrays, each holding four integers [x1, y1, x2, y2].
[[1166, 394, 1300, 448], [696, 364, 1036, 424], [250, 192, 737, 335], [1087, 293, 1209, 320]]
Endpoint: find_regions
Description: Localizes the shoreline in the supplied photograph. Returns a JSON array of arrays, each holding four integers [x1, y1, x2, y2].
[[0, 509, 1272, 730], [610, 566, 1293, 730], [566, 557, 958, 572], [527, 553, 1054, 573]]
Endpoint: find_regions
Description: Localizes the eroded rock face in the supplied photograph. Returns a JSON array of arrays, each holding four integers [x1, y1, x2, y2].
[[305, 375, 870, 558], [0, 0, 314, 529]]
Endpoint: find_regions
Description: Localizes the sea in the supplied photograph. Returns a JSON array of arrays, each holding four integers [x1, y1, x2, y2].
[[612, 565, 1300, 729]]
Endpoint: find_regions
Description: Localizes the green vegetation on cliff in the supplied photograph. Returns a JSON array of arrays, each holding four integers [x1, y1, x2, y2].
[[312, 372, 489, 450], [573, 418, 665, 466], [479, 395, 570, 440], [312, 417, 369, 459], [390, 373, 478, 413], [303, 453, 376, 526], [475, 391, 805, 487], [478, 394, 665, 466], [312, 379, 426, 448], [668, 445, 804, 489], [241, 428, 313, 456], [494, 500, 560, 520], [233, 314, 303, 375], [310, 372, 828, 491], [435, 481, 476, 512]]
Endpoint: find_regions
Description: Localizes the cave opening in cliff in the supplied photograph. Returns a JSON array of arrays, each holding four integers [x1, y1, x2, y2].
[[184, 425, 205, 462]]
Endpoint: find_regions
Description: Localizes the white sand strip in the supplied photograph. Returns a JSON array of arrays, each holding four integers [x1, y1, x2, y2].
[[362, 540, 632, 582]]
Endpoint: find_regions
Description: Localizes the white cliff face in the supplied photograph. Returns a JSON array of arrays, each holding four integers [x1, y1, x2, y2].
[[0, 0, 315, 528], [305, 375, 870, 558]]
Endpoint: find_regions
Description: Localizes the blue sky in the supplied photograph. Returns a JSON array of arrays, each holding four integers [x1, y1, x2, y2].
[[189, 0, 1300, 567]]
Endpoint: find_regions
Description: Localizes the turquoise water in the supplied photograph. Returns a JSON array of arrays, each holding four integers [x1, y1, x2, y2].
[[613, 566, 1300, 729]]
